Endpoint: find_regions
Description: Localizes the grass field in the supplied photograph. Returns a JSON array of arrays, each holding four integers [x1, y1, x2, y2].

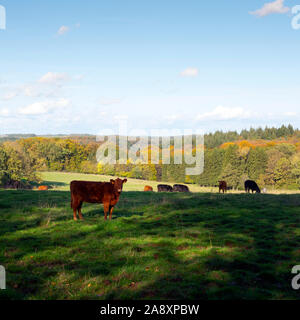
[[38, 171, 215, 193], [0, 172, 300, 300]]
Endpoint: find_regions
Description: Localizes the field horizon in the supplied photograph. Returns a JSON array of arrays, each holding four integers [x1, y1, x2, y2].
[[39, 171, 300, 195]]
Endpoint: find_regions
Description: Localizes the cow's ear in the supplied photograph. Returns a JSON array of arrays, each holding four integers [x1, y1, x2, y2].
[[123, 179, 127, 183], [110, 179, 115, 185]]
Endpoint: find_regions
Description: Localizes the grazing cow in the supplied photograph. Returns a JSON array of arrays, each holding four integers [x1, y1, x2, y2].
[[245, 180, 261, 193], [70, 178, 127, 221], [144, 185, 153, 192], [38, 185, 48, 191], [157, 184, 173, 192], [173, 184, 190, 192], [218, 181, 227, 193]]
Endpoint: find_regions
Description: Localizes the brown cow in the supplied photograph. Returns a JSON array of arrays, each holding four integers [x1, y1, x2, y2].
[[218, 181, 227, 193], [70, 178, 127, 221], [38, 185, 49, 191], [144, 185, 153, 192]]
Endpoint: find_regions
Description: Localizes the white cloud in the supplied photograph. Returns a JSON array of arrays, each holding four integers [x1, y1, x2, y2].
[[3, 92, 17, 100], [113, 114, 128, 121], [0, 108, 9, 116], [54, 98, 70, 107], [196, 106, 253, 121], [18, 98, 70, 115], [57, 25, 70, 35], [180, 68, 198, 77], [18, 102, 51, 115], [99, 97, 122, 105], [2, 84, 43, 100], [38, 72, 69, 85], [23, 84, 43, 97], [1, 73, 70, 106], [284, 111, 297, 116], [21, 83, 62, 98], [164, 114, 182, 124], [250, 0, 289, 17]]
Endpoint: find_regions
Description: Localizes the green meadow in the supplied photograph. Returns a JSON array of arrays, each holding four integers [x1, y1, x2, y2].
[[38, 171, 213, 192], [0, 172, 300, 300]]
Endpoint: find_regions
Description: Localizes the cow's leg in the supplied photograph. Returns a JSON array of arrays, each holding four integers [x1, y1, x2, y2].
[[73, 208, 78, 221], [109, 205, 114, 220], [73, 209, 77, 221], [103, 203, 109, 220], [72, 199, 78, 221], [78, 202, 84, 220]]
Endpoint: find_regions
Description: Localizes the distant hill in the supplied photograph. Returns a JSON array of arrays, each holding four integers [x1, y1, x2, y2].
[[1, 124, 299, 148], [0, 134, 37, 142], [0, 133, 95, 143]]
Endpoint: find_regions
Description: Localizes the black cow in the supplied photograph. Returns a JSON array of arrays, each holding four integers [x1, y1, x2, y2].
[[173, 184, 190, 192], [244, 180, 261, 193], [157, 184, 173, 192]]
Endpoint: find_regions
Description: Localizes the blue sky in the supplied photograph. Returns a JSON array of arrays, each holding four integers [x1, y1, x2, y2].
[[0, 0, 300, 135]]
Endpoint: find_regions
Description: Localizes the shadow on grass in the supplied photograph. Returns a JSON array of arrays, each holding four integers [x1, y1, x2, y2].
[[41, 180, 68, 188], [0, 190, 299, 299]]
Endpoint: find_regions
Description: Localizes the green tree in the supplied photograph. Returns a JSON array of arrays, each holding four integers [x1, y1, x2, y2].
[[265, 148, 283, 186], [219, 144, 244, 188], [246, 147, 267, 180], [290, 153, 300, 188], [197, 149, 224, 186], [274, 157, 293, 187]]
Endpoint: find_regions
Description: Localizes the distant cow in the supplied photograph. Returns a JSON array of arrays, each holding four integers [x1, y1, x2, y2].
[[144, 185, 153, 192], [245, 180, 261, 193], [218, 181, 227, 193], [173, 184, 190, 192], [157, 184, 173, 192], [38, 185, 48, 191], [70, 178, 127, 221]]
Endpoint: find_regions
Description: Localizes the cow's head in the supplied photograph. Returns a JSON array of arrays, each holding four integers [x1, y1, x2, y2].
[[110, 178, 127, 193]]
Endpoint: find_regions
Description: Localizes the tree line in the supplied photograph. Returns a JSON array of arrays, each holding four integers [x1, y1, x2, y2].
[[0, 125, 300, 190]]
